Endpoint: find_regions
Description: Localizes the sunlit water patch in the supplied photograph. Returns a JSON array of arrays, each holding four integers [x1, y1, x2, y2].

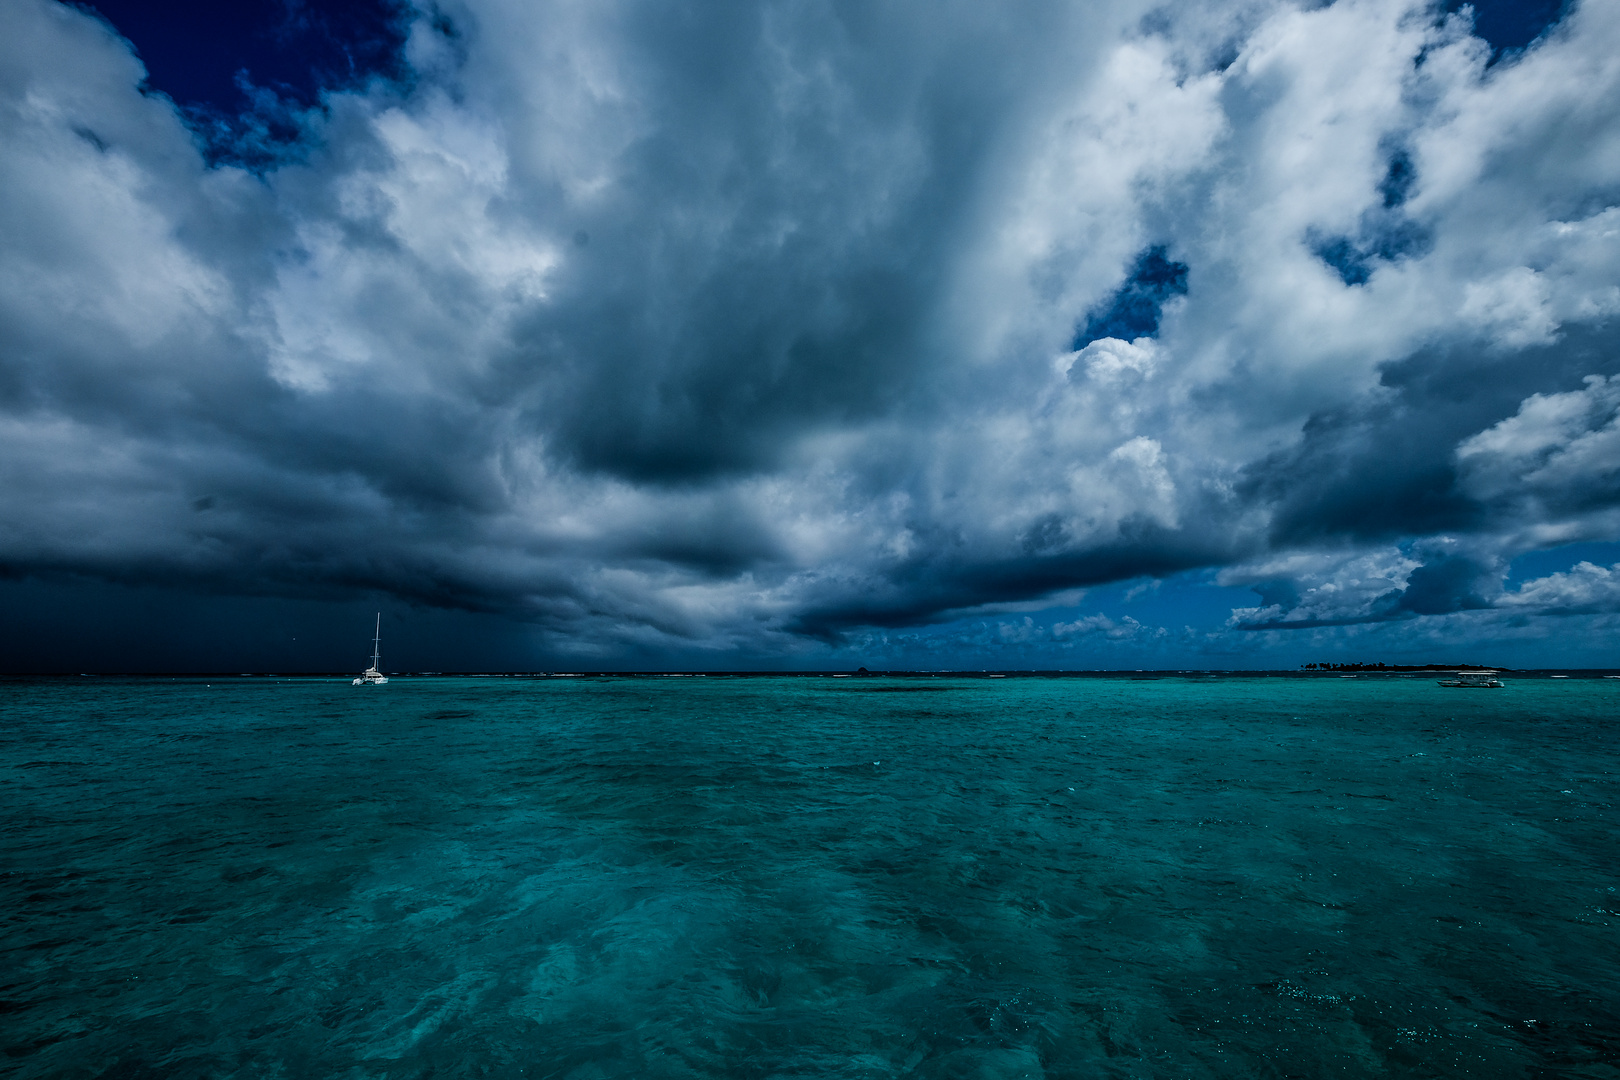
[[2, 675, 1617, 1077]]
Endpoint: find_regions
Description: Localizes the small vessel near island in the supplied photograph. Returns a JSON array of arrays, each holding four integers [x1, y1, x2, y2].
[[352, 614, 388, 686], [1437, 670, 1502, 688]]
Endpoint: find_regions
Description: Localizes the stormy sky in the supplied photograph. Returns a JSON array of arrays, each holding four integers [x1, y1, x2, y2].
[[2, 0, 1618, 671]]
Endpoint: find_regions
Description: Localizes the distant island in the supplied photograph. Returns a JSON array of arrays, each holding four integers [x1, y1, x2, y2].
[[1302, 662, 1508, 672]]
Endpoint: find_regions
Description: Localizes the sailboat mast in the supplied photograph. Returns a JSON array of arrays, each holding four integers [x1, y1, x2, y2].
[[372, 613, 381, 669]]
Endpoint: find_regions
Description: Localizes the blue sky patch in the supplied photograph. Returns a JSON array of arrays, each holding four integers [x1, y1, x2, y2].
[[78, 0, 407, 165], [1451, 0, 1568, 54], [1505, 541, 1620, 587], [1072, 246, 1189, 349]]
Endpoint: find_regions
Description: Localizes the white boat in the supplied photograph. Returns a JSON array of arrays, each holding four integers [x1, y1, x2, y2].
[[353, 614, 388, 685], [1437, 670, 1501, 688]]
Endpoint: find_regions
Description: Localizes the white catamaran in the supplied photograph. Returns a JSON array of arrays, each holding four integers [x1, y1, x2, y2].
[[1437, 670, 1502, 688], [353, 614, 388, 685]]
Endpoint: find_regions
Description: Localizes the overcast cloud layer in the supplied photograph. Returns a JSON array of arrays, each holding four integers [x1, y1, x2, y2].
[[3, 0, 1620, 667]]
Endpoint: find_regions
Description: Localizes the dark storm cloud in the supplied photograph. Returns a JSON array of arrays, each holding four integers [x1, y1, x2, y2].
[[482, 0, 1089, 482], [4, 0, 1620, 666], [1241, 323, 1620, 549], [788, 518, 1238, 638], [1232, 548, 1498, 629], [1224, 321, 1620, 631]]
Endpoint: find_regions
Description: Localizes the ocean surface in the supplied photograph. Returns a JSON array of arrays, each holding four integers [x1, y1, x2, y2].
[[3, 673, 1617, 1079]]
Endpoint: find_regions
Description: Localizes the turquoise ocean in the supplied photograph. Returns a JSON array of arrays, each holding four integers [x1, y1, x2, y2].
[[3, 673, 1617, 1078]]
